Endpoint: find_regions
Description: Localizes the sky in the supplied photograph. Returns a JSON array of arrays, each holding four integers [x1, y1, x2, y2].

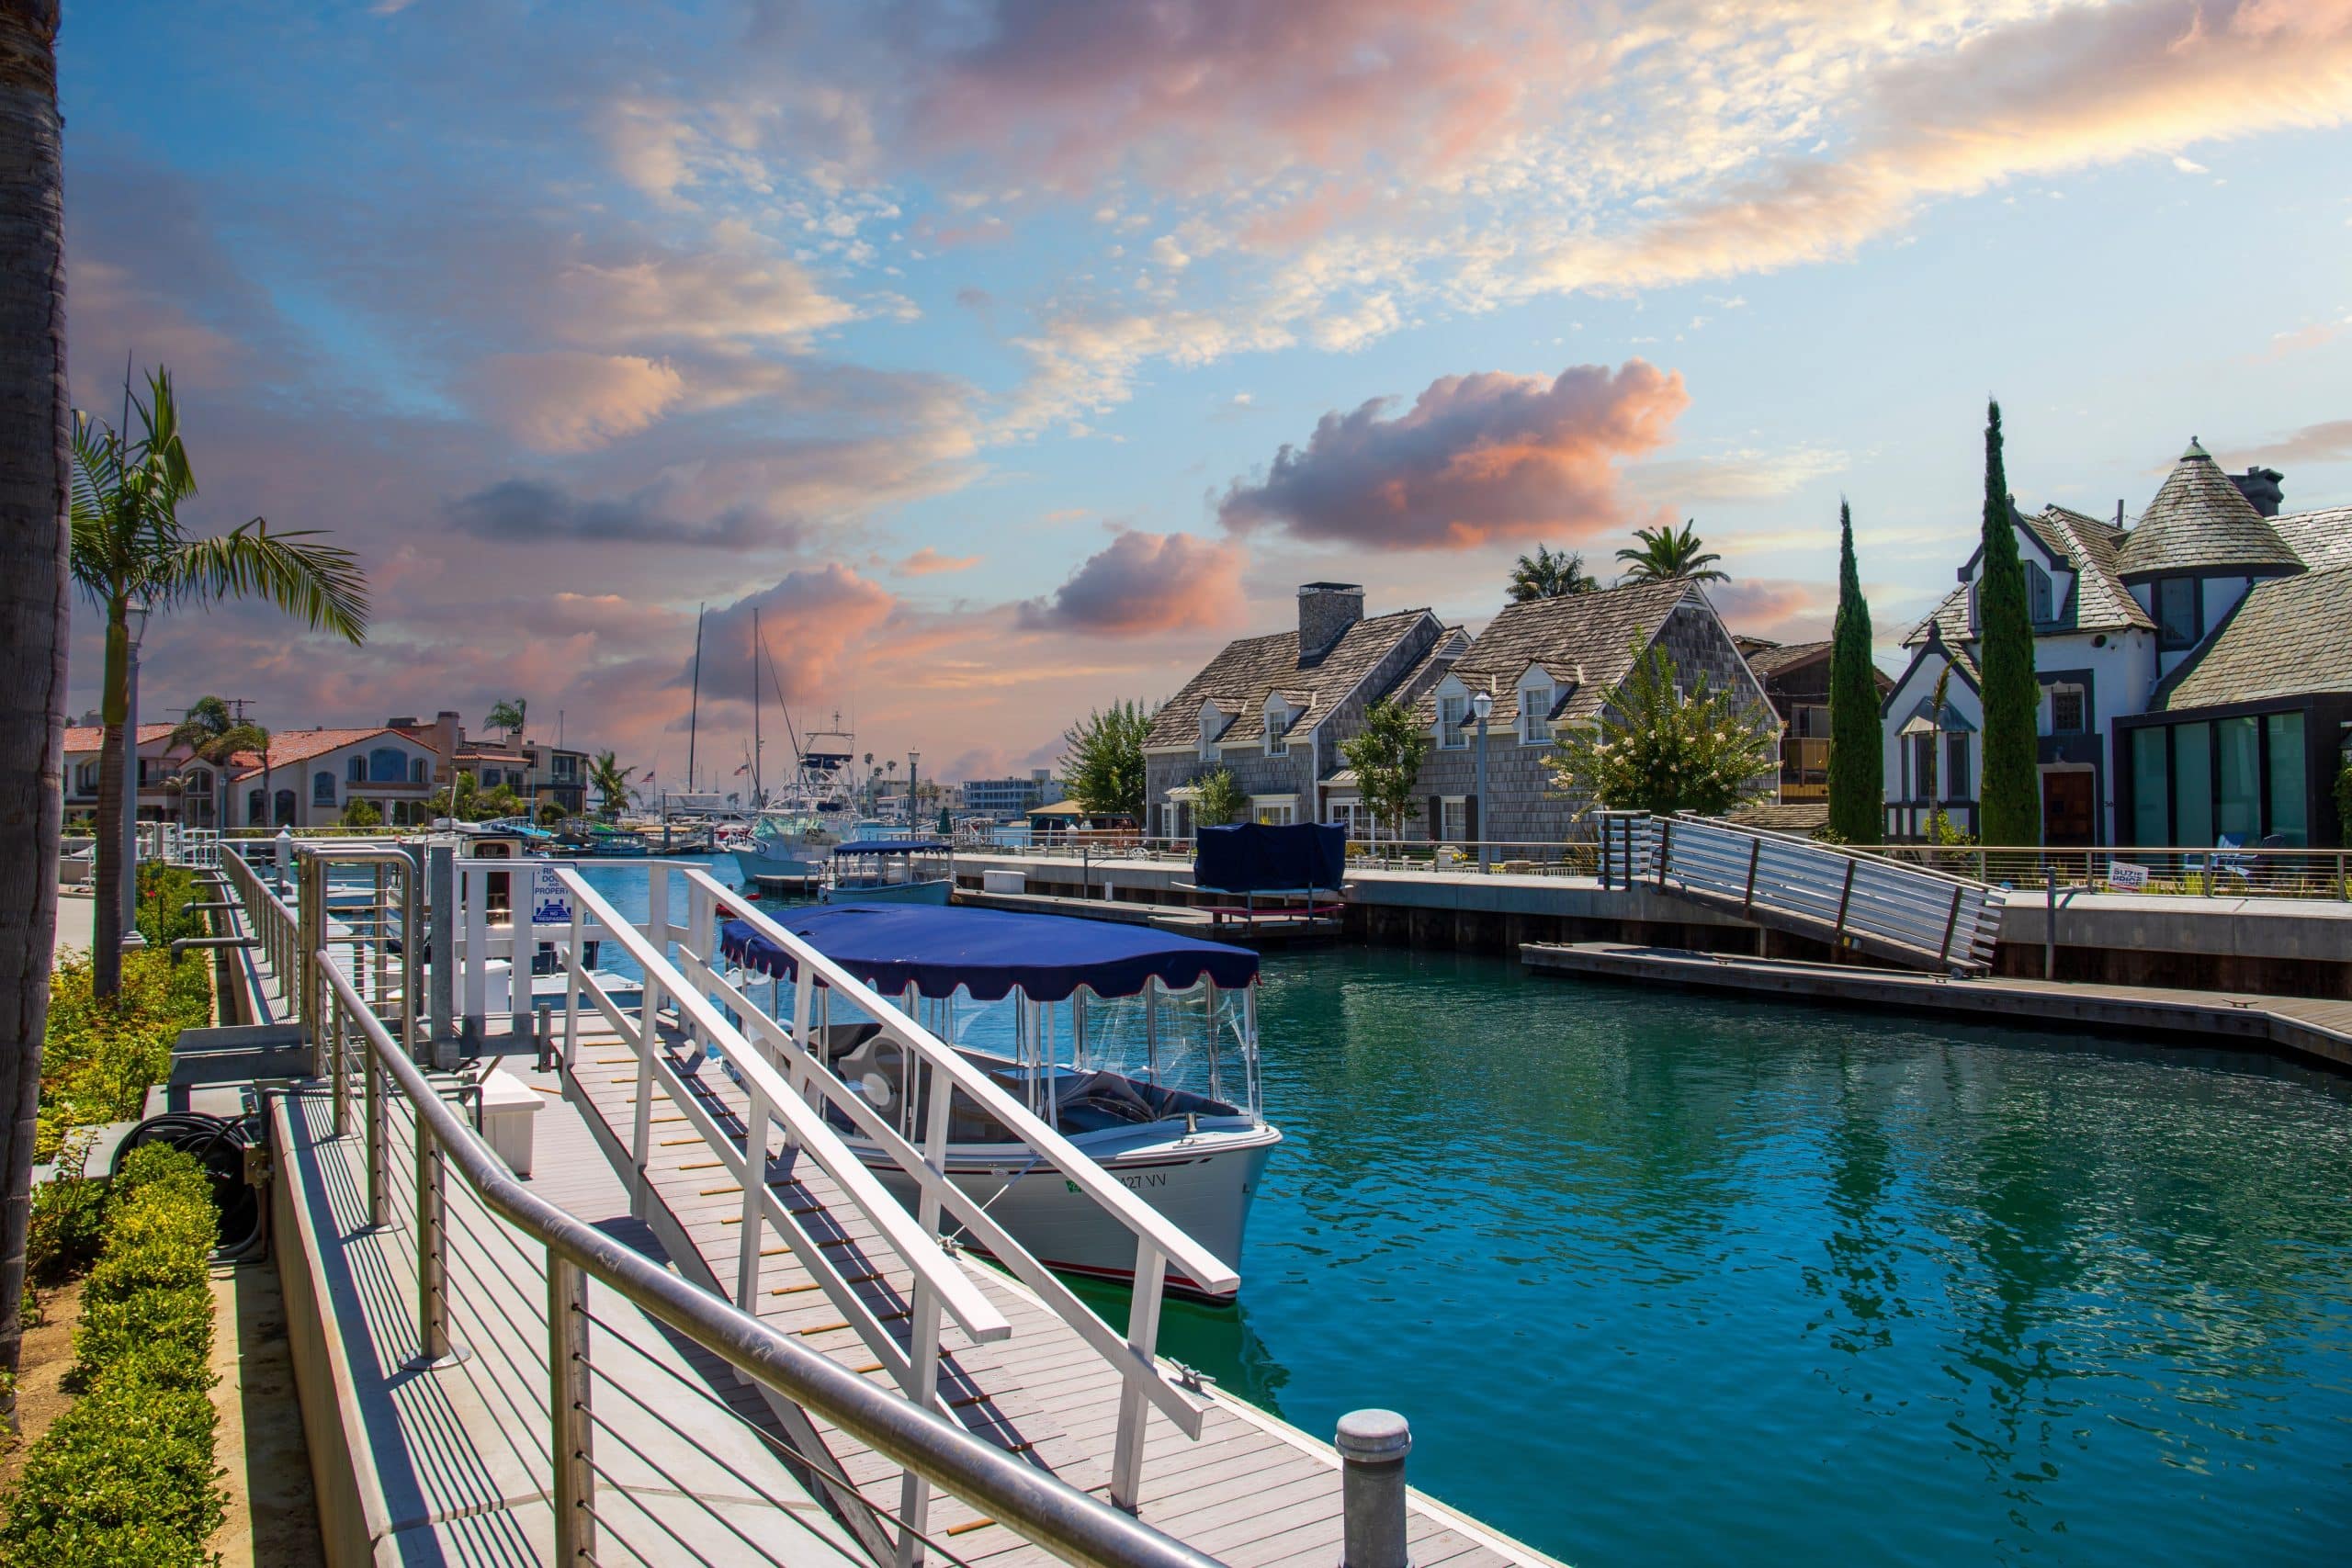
[[59, 0, 2352, 787]]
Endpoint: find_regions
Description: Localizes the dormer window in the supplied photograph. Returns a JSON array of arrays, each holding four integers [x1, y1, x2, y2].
[[1517, 676, 1555, 744], [1198, 703, 1226, 761], [2026, 561, 2053, 627], [1438, 693, 1469, 750], [1263, 698, 1291, 757]]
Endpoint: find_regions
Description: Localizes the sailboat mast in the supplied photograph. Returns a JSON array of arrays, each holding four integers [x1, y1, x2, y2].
[[752, 607, 763, 806], [686, 603, 705, 795]]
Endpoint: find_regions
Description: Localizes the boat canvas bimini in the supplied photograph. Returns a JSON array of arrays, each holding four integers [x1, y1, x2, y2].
[[822, 839, 954, 905], [718, 905, 1281, 1298]]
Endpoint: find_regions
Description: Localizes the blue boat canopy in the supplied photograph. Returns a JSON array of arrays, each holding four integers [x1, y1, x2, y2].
[[720, 905, 1258, 1002], [831, 839, 953, 857], [1193, 822, 1345, 895]]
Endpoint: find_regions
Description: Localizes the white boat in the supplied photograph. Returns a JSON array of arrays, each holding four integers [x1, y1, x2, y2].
[[719, 904, 1281, 1298], [821, 839, 954, 905]]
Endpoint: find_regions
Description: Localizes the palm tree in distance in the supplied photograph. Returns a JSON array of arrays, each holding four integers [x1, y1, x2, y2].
[[1508, 543, 1599, 603], [486, 696, 527, 741], [1615, 519, 1728, 585], [589, 750, 634, 819], [166, 694, 271, 829], [73, 368, 370, 996]]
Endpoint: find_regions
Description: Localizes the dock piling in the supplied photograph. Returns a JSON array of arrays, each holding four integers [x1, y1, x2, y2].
[[1337, 1409, 1412, 1568]]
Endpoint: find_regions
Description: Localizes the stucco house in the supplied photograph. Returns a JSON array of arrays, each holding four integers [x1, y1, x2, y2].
[[62, 721, 188, 824], [223, 727, 445, 828], [1883, 440, 2352, 848]]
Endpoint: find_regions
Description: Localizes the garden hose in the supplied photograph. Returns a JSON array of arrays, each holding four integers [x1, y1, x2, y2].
[[114, 1111, 267, 1260]]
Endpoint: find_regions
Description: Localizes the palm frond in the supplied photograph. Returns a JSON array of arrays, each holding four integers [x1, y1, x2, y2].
[[163, 521, 371, 641]]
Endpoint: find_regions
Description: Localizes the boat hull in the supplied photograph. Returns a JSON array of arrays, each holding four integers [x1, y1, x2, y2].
[[823, 878, 953, 906], [732, 845, 828, 880], [861, 1123, 1280, 1299]]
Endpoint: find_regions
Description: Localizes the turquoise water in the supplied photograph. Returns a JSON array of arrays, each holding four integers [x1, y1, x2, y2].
[[581, 865, 2352, 1565]]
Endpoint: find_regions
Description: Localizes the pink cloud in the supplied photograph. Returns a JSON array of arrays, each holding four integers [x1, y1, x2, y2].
[[1217, 362, 1689, 551], [2233, 420, 2352, 468], [898, 547, 982, 576], [466, 352, 685, 453], [1713, 580, 1838, 647], [1016, 530, 1243, 634]]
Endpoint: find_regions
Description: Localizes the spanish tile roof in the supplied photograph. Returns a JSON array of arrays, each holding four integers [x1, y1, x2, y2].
[[2271, 504, 2352, 572], [2154, 566, 2352, 711], [1408, 578, 1698, 728], [62, 722, 176, 754], [226, 728, 408, 782], [1144, 608, 1434, 749], [2029, 503, 2153, 633], [2116, 438, 2303, 579]]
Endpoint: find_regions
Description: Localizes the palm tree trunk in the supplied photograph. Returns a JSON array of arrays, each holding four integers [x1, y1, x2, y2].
[[0, 0, 68, 1422], [92, 604, 128, 998]]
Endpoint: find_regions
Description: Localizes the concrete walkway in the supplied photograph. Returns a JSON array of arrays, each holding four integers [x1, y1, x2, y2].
[[52, 887, 92, 961]]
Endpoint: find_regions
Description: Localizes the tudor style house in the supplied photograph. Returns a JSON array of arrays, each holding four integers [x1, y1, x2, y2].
[[1144, 577, 1775, 844], [1883, 439, 2351, 848]]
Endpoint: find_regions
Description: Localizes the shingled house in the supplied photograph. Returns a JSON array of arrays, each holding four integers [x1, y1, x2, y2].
[[1734, 637, 1894, 805], [1884, 439, 2352, 848]]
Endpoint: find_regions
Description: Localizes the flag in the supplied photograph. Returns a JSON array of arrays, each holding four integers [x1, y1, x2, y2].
[[734, 762, 749, 776]]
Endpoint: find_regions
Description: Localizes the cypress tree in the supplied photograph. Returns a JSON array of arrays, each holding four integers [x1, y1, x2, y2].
[[1826, 500, 1883, 843], [1974, 399, 2041, 847]]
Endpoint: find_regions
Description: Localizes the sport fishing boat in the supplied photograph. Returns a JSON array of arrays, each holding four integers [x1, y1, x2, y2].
[[718, 905, 1281, 1298], [822, 840, 953, 905]]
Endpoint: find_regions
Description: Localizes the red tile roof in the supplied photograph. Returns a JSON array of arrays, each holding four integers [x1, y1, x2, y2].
[[226, 728, 409, 781], [62, 722, 176, 754]]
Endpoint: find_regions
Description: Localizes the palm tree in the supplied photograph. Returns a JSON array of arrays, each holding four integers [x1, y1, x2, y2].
[[166, 695, 270, 828], [486, 696, 527, 740], [1615, 519, 1728, 585], [589, 750, 634, 819], [74, 368, 370, 998], [0, 0, 70, 1424], [1508, 543, 1598, 603]]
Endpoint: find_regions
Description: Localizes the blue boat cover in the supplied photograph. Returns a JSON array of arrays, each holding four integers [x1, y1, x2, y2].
[[719, 905, 1257, 1001], [1193, 821, 1345, 894], [831, 840, 953, 856]]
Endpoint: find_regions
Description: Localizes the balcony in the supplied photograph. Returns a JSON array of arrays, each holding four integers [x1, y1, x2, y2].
[[1779, 737, 1829, 800]]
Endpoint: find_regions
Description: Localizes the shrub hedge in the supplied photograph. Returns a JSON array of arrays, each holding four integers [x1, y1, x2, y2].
[[37, 946, 212, 1163], [1, 1145, 225, 1566], [135, 862, 210, 949]]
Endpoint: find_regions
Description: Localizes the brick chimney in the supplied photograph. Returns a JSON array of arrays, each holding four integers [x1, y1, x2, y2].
[[1297, 582, 1364, 660], [2230, 465, 2284, 517]]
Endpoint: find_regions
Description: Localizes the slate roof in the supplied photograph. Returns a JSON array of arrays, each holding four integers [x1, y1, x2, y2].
[[2271, 504, 2352, 572], [1901, 586, 1983, 684], [2154, 566, 2352, 711], [2028, 503, 2153, 633], [1408, 578, 1699, 728], [2116, 438, 2303, 579], [1740, 639, 1831, 678], [1144, 608, 1434, 749]]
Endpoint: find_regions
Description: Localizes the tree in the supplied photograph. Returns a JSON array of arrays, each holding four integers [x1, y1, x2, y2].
[[1508, 543, 1597, 603], [1974, 399, 2041, 847], [1339, 698, 1432, 840], [1059, 699, 1154, 821], [485, 697, 527, 739], [1547, 640, 1777, 817], [1826, 501, 1883, 844], [1193, 767, 1247, 828], [0, 0, 69, 1427], [340, 796, 383, 829], [166, 694, 271, 828], [1614, 519, 1727, 584], [589, 750, 634, 818], [73, 368, 369, 998]]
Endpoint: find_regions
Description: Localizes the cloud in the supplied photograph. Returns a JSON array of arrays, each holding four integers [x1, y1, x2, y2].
[[1216, 361, 1689, 551], [898, 547, 982, 576], [1628, 445, 1849, 504], [445, 479, 788, 547], [554, 245, 858, 349], [2233, 420, 2352, 468], [679, 565, 899, 707], [466, 353, 686, 452], [1712, 579, 1838, 645], [1016, 530, 1243, 634]]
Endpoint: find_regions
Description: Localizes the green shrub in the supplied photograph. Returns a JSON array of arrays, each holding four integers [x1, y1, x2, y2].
[[1, 1145, 225, 1565], [135, 862, 209, 949], [26, 1134, 110, 1284], [39, 948, 212, 1145]]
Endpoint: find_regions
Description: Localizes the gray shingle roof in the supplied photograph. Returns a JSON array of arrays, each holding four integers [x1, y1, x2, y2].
[[1408, 578, 1697, 728], [2272, 505, 2352, 572], [2154, 566, 2352, 711], [1741, 638, 1831, 678], [1144, 608, 1434, 749], [2116, 438, 2303, 579], [2030, 503, 2154, 633], [1901, 585, 1983, 684]]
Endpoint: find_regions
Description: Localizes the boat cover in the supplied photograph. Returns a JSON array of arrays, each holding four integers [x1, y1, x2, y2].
[[719, 905, 1257, 1001], [831, 839, 953, 856], [1193, 822, 1345, 894]]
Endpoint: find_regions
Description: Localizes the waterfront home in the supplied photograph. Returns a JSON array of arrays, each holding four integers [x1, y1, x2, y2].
[[1143, 582, 1460, 838], [226, 727, 445, 827], [1735, 636, 1893, 806], [1407, 579, 1777, 843], [963, 770, 1065, 821], [389, 709, 594, 815], [62, 720, 187, 824], [1882, 440, 2352, 848]]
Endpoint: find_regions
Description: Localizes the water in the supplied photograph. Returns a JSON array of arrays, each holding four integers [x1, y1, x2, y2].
[[577, 865, 2352, 1565]]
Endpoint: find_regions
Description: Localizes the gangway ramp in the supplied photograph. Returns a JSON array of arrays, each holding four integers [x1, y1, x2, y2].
[[1622, 813, 2006, 974]]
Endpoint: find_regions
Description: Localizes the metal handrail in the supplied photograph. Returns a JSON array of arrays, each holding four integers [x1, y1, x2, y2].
[[311, 953, 1224, 1568]]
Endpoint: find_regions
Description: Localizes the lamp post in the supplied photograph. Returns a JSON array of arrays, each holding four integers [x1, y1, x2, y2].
[[1469, 689, 1493, 874], [120, 594, 153, 951], [907, 750, 921, 831]]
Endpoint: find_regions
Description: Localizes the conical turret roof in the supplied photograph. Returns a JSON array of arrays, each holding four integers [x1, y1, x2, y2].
[[2117, 438, 2302, 579]]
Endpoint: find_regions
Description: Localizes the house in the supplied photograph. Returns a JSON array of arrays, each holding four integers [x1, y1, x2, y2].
[[1407, 579, 1777, 843], [1142, 583, 1455, 839], [224, 728, 445, 828], [1883, 439, 2352, 848], [964, 771, 1065, 821], [388, 710, 593, 815], [62, 721, 187, 824], [1735, 637, 1893, 804]]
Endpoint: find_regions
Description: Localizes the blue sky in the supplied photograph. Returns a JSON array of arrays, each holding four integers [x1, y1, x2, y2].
[[61, 0, 2352, 781]]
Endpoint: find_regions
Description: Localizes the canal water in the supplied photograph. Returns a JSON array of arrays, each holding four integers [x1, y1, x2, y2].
[[580, 863, 2352, 1566]]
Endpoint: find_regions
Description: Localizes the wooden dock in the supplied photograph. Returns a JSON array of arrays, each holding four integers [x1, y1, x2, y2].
[[1521, 942, 2352, 1071], [952, 887, 1345, 948]]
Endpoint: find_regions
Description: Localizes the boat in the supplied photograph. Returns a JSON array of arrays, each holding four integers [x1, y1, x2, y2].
[[553, 821, 649, 857], [718, 904, 1282, 1297], [822, 839, 954, 905]]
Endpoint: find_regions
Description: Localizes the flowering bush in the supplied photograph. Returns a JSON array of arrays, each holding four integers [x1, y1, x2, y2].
[[1547, 640, 1777, 817]]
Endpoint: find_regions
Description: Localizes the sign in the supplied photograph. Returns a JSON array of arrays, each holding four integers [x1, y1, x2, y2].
[[2105, 859, 2150, 893], [532, 865, 574, 925]]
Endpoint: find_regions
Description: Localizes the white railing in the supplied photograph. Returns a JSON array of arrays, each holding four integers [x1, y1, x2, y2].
[[657, 865, 1226, 1512]]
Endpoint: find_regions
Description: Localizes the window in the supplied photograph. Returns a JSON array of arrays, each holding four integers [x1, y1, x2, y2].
[[311, 769, 336, 806], [2049, 684, 2086, 735], [2157, 578, 2199, 650], [1252, 799, 1295, 827], [1439, 694, 1468, 749], [1263, 701, 1290, 757], [2267, 712, 2307, 847], [2174, 721, 2212, 847], [2131, 728, 2168, 846], [1198, 707, 1222, 761], [73, 761, 97, 793], [348, 754, 367, 783], [1441, 797, 1467, 841], [1910, 735, 1936, 800], [2217, 716, 2259, 841], [182, 769, 210, 797], [246, 788, 265, 825], [368, 745, 408, 783], [1943, 734, 1970, 802], [412, 757, 428, 783], [2026, 561, 2054, 626], [1520, 686, 1553, 744], [273, 788, 297, 826]]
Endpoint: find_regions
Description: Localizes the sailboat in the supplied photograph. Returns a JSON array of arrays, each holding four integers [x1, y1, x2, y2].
[[722, 616, 858, 886]]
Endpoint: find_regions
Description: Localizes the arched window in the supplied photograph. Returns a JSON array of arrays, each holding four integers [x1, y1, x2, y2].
[[274, 789, 296, 825], [247, 788, 265, 824], [369, 746, 407, 783], [312, 770, 336, 805]]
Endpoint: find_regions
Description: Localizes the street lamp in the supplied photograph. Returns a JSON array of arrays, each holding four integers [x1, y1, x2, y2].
[[1469, 688, 1493, 874], [120, 593, 153, 951], [907, 750, 921, 831]]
